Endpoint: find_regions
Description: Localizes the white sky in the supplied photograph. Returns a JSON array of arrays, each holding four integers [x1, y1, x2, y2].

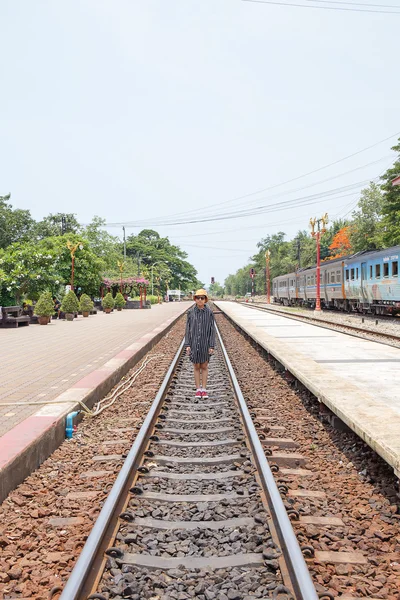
[[1, 0, 399, 285]]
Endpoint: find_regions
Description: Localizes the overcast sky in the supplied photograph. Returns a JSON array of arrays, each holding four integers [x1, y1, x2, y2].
[[1, 0, 399, 285]]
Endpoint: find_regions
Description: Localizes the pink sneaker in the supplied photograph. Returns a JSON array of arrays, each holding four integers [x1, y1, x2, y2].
[[202, 389, 209, 399], [195, 390, 202, 398]]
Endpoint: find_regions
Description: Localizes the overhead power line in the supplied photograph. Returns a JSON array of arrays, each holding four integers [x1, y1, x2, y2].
[[305, 0, 400, 7], [243, 0, 400, 13], [107, 180, 374, 228], [99, 129, 400, 229], [130, 154, 391, 227]]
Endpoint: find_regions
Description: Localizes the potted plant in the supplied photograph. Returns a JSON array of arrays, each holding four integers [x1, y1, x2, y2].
[[102, 292, 115, 314], [79, 293, 93, 317], [114, 292, 126, 311], [61, 290, 80, 321], [34, 291, 54, 325]]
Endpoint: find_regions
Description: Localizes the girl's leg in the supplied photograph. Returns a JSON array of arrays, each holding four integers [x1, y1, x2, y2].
[[193, 363, 201, 389], [200, 362, 209, 390]]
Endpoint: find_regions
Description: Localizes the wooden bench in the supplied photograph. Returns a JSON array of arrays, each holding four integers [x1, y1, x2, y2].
[[0, 306, 31, 328]]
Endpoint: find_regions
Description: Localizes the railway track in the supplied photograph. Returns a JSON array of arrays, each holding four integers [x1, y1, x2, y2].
[[58, 324, 321, 600], [240, 302, 400, 346]]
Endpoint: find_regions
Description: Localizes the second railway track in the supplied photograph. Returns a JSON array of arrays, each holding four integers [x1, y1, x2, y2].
[[59, 324, 319, 600], [240, 302, 400, 347]]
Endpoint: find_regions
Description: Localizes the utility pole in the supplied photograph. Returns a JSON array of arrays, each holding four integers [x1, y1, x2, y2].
[[310, 214, 328, 312], [122, 226, 126, 259], [61, 216, 66, 235]]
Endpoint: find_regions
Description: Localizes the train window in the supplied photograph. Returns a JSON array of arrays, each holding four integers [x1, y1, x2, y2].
[[376, 264, 381, 279], [345, 270, 349, 281], [383, 263, 389, 277], [307, 276, 310, 285], [326, 272, 329, 283], [393, 261, 398, 277], [350, 268, 355, 280], [369, 265, 373, 279], [331, 272, 335, 283], [336, 270, 341, 282], [356, 268, 359, 279]]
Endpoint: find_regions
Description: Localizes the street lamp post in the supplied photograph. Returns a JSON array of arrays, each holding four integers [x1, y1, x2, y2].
[[265, 250, 271, 304], [67, 241, 83, 291], [310, 214, 328, 312]]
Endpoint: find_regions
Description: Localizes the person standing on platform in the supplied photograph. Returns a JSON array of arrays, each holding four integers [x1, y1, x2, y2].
[[185, 289, 215, 398]]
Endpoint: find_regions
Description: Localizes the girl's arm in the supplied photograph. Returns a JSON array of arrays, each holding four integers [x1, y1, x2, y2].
[[209, 310, 216, 349], [185, 311, 191, 348]]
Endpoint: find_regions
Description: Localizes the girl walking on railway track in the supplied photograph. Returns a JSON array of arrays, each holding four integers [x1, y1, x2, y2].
[[185, 289, 215, 398]]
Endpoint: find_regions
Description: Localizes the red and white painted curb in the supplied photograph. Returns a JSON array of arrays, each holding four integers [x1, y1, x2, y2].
[[0, 311, 184, 478]]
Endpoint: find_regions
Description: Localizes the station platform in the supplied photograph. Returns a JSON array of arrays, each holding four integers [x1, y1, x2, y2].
[[215, 301, 400, 479], [0, 303, 188, 502]]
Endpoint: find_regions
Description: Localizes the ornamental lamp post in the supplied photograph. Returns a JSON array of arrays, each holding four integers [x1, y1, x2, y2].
[[67, 241, 83, 291], [265, 250, 271, 304], [117, 260, 124, 292], [310, 213, 328, 312]]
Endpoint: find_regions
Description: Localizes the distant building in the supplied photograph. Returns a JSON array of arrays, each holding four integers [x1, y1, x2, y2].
[[167, 289, 183, 301]]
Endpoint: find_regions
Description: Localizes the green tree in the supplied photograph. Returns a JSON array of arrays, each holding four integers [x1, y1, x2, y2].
[[33, 213, 81, 239], [379, 139, 400, 247], [40, 234, 106, 296], [0, 241, 58, 302], [82, 216, 123, 272], [0, 194, 35, 249], [126, 229, 200, 293], [209, 281, 224, 297], [350, 182, 384, 252]]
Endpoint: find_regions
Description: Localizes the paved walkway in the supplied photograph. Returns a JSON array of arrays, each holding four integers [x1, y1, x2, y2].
[[215, 301, 400, 476], [0, 303, 188, 438]]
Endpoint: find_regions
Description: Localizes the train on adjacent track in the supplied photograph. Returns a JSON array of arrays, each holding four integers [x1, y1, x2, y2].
[[273, 245, 400, 315]]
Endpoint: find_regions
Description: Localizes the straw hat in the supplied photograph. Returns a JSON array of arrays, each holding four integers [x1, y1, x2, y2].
[[194, 289, 208, 303]]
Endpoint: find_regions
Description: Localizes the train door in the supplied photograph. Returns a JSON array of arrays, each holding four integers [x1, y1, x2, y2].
[[361, 262, 367, 302], [323, 269, 328, 304]]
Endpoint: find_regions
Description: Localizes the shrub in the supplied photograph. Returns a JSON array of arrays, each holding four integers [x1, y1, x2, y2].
[[34, 291, 54, 317], [146, 295, 159, 304], [79, 293, 94, 313], [114, 292, 126, 308], [102, 292, 115, 310], [61, 290, 80, 314]]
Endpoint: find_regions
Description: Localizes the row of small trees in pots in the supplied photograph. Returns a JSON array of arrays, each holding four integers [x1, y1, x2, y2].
[[34, 290, 96, 324], [102, 292, 125, 313], [34, 290, 126, 324]]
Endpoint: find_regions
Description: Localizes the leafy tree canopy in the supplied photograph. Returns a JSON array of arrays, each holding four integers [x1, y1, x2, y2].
[[126, 229, 201, 292], [379, 139, 400, 246], [0, 194, 35, 249]]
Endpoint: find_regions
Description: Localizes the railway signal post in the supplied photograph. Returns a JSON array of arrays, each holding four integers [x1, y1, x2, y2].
[[250, 267, 255, 297], [265, 250, 271, 304], [310, 214, 328, 312]]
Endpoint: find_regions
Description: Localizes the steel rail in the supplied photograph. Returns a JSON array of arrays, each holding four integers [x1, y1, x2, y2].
[[215, 323, 319, 600], [59, 339, 185, 600], [242, 302, 400, 346]]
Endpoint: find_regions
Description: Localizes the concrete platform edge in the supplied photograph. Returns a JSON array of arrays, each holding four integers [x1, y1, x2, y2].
[[0, 307, 187, 504], [215, 301, 400, 477]]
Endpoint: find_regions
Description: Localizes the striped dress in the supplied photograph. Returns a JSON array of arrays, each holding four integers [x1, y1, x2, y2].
[[185, 304, 216, 364]]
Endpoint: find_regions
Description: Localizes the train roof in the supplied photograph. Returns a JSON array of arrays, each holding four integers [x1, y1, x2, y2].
[[273, 245, 400, 279]]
